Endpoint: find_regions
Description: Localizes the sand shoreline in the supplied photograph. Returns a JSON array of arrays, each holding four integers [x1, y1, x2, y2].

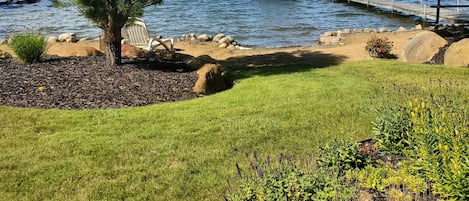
[[1, 29, 425, 63]]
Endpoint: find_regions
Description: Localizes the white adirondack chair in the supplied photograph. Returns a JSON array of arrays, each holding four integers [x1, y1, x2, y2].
[[121, 17, 174, 53]]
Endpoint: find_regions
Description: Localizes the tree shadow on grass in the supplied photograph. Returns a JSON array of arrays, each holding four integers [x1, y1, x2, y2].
[[220, 50, 347, 80]]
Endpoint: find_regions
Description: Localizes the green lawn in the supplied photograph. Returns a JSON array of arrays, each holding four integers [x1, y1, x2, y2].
[[1, 60, 468, 200]]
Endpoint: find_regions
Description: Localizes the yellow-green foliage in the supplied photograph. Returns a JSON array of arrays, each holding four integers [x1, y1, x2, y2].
[[372, 79, 469, 200], [9, 33, 47, 63], [405, 96, 469, 200]]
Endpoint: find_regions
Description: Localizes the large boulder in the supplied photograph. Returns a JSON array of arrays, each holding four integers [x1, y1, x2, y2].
[[121, 44, 145, 58], [193, 63, 227, 95], [404, 31, 447, 63], [444, 38, 469, 67], [186, 55, 218, 70], [47, 44, 103, 57]]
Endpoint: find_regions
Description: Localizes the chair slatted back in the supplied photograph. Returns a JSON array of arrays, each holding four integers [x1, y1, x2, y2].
[[122, 18, 151, 49]]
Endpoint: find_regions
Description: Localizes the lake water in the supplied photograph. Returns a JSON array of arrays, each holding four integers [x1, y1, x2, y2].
[[0, 0, 466, 47]]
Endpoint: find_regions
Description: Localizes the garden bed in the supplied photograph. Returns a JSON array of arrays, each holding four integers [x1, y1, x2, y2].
[[0, 56, 198, 109]]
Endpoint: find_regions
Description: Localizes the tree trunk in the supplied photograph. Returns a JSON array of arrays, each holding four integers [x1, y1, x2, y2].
[[104, 15, 122, 66]]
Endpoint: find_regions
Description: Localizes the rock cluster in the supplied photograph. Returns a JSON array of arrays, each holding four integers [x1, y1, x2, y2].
[[404, 25, 469, 67], [179, 33, 249, 50], [318, 24, 423, 46]]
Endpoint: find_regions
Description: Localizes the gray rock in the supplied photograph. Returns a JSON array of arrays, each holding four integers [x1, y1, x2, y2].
[[218, 35, 234, 44], [396, 26, 407, 32], [321, 31, 337, 37], [213, 33, 225, 42], [189, 33, 197, 41], [342, 29, 351, 34], [58, 33, 77, 43], [197, 34, 211, 42], [47, 36, 58, 43], [415, 24, 423, 30], [378, 27, 388, 33], [318, 36, 341, 46], [181, 34, 188, 41]]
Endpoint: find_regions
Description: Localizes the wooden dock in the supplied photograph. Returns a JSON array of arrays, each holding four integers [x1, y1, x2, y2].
[[346, 0, 469, 24]]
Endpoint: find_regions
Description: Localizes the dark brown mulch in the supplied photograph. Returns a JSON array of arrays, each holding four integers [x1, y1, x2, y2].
[[0, 56, 199, 109]]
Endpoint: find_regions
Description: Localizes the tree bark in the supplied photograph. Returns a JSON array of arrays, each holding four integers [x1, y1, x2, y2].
[[104, 14, 123, 66]]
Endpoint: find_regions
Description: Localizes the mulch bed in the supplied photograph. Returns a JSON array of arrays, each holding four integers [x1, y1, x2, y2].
[[0, 56, 199, 109]]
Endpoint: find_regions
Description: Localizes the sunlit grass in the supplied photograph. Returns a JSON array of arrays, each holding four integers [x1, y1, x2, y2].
[[0, 60, 467, 200]]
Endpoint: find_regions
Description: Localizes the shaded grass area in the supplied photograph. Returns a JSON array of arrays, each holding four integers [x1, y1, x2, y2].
[[1, 60, 468, 200]]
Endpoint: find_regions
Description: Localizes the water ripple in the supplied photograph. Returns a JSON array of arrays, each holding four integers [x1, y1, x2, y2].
[[1, 0, 459, 47]]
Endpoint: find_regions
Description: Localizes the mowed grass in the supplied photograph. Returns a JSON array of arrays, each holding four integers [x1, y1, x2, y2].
[[1, 60, 468, 200]]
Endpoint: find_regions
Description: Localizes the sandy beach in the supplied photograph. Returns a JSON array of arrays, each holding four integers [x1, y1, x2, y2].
[[0, 29, 423, 64]]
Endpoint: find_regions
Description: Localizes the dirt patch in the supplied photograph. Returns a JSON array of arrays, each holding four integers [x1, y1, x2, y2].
[[0, 56, 198, 109]]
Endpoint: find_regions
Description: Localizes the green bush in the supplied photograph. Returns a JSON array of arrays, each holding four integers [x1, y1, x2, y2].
[[317, 138, 371, 173], [9, 33, 47, 63], [373, 106, 413, 155], [226, 152, 357, 201]]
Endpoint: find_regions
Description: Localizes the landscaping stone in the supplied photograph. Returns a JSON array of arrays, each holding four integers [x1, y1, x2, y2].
[[0, 49, 12, 59], [404, 30, 447, 63], [197, 34, 211, 42], [218, 35, 234, 44], [193, 63, 226, 95], [378, 27, 388, 33], [47, 36, 58, 43], [396, 26, 407, 32], [218, 42, 228, 48], [47, 44, 103, 57], [58, 32, 77, 43], [318, 36, 341, 46], [444, 38, 469, 67], [186, 55, 218, 70], [212, 33, 225, 42], [121, 44, 145, 58]]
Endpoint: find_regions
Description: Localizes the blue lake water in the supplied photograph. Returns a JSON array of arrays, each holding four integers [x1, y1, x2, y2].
[[1, 0, 467, 47]]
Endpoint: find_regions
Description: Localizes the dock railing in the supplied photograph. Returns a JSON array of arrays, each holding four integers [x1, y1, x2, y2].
[[430, 0, 469, 24]]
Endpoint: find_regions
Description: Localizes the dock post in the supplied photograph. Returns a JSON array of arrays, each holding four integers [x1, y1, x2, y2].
[[436, 0, 441, 24], [423, 0, 426, 20]]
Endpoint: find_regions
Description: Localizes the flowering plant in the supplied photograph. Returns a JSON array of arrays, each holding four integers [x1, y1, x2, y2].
[[365, 35, 393, 58]]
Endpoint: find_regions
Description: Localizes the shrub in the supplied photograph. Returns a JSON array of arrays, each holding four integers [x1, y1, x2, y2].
[[317, 138, 371, 173], [9, 33, 47, 63], [365, 35, 393, 58], [226, 152, 358, 201], [404, 97, 469, 200], [373, 106, 413, 155], [373, 93, 469, 200]]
